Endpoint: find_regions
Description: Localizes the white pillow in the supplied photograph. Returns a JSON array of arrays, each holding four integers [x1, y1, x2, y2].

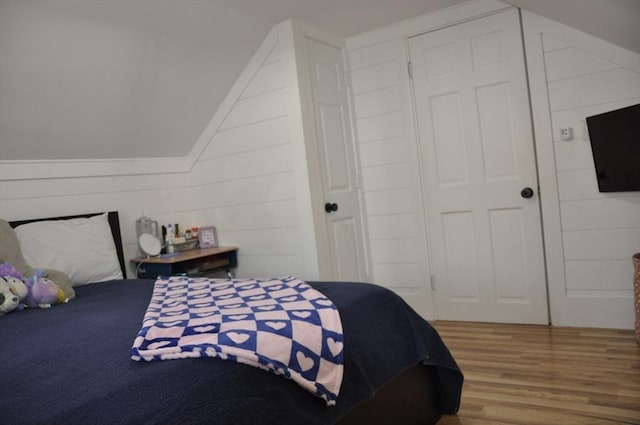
[[15, 213, 123, 286]]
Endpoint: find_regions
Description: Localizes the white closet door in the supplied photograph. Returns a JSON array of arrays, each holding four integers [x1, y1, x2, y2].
[[409, 8, 549, 323]]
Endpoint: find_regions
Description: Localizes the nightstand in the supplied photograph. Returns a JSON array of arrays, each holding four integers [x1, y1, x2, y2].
[[130, 246, 238, 279]]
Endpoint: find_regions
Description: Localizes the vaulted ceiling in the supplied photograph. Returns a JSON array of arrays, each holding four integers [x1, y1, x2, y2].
[[1, 0, 639, 161]]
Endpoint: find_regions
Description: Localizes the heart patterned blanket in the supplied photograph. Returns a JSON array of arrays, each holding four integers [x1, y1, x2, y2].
[[131, 276, 344, 405]]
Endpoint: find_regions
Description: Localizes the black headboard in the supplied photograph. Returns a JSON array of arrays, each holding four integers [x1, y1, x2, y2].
[[9, 211, 126, 278]]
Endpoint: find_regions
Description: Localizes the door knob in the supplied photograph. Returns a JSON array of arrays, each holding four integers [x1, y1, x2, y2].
[[520, 187, 535, 199], [324, 202, 338, 213]]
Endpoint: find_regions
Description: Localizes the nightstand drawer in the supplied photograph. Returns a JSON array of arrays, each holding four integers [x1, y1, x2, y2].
[[131, 247, 238, 279]]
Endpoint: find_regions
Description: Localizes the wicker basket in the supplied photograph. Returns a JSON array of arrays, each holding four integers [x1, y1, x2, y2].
[[634, 253, 640, 344]]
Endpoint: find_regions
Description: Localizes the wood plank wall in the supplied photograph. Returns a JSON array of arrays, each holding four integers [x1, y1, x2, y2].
[[189, 35, 309, 279], [346, 37, 433, 317], [541, 33, 640, 310], [346, 3, 640, 328], [524, 11, 640, 329], [0, 172, 193, 277], [3, 2, 639, 328]]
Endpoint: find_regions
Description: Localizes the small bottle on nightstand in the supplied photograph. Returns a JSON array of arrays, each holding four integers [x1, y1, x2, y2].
[[165, 225, 175, 254]]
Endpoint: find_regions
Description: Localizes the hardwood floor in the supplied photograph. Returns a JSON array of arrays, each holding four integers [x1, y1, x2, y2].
[[432, 321, 640, 425]]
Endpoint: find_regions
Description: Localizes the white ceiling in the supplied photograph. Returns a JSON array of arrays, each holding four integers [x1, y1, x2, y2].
[[1, 0, 639, 161]]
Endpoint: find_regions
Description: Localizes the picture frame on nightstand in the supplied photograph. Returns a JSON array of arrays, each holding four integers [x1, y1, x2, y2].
[[198, 226, 218, 248]]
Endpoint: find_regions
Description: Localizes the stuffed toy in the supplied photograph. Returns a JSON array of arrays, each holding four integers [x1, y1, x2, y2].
[[4, 275, 28, 303], [0, 277, 20, 316], [1, 261, 29, 311], [0, 261, 28, 299], [0, 219, 75, 301], [25, 270, 66, 309], [0, 260, 25, 281], [1, 260, 67, 310]]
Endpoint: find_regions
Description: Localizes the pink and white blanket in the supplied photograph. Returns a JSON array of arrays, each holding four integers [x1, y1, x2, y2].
[[131, 276, 344, 405]]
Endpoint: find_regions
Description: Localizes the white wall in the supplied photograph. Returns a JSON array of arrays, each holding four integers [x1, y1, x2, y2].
[[524, 11, 640, 329], [189, 21, 332, 281], [344, 0, 511, 318], [189, 24, 311, 279], [0, 170, 193, 278], [0, 22, 325, 284], [345, 0, 639, 328], [2, 0, 638, 328]]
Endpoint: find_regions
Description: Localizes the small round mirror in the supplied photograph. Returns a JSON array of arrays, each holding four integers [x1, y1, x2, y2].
[[139, 233, 161, 257]]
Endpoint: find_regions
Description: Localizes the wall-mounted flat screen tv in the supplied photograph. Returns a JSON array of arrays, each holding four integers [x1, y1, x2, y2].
[[586, 103, 640, 192]]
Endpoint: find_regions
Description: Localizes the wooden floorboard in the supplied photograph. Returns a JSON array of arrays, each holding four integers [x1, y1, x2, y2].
[[432, 321, 640, 425]]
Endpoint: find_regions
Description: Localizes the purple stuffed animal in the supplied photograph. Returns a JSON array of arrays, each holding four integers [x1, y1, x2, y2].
[[0, 260, 25, 281], [25, 270, 63, 308]]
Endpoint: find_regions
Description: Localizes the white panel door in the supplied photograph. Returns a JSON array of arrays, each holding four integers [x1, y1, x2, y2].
[[409, 9, 549, 323], [307, 37, 366, 281]]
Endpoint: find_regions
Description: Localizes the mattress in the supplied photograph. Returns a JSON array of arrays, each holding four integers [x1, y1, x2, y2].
[[0, 278, 462, 424]]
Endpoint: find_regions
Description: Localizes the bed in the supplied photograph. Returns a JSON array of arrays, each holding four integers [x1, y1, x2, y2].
[[1, 211, 463, 425]]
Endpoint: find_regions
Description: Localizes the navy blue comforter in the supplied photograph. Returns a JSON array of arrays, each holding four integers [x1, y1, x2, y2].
[[0, 279, 462, 424]]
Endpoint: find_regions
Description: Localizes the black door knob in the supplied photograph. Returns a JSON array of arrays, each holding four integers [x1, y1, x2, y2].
[[521, 187, 535, 199], [324, 202, 338, 213]]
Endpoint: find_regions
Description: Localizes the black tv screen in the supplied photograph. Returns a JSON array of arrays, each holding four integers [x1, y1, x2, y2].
[[586, 103, 640, 192]]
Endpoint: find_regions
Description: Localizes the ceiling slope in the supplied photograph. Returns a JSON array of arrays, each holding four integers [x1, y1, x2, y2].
[[0, 0, 638, 161]]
